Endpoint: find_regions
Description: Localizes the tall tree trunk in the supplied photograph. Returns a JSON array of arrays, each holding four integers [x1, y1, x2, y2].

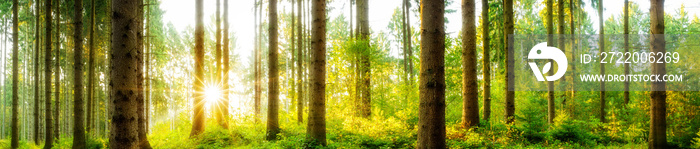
[[568, 0, 576, 109], [73, 0, 86, 147], [404, 0, 413, 81], [546, 0, 555, 124], [215, 0, 224, 129], [462, 0, 479, 128], [110, 0, 140, 147], [598, 0, 605, 123], [33, 0, 40, 143], [266, 0, 280, 141], [623, 0, 629, 105], [307, 0, 326, 145], [649, 0, 666, 148], [481, 0, 491, 123], [254, 0, 261, 122], [54, 0, 60, 139], [191, 0, 206, 137], [356, 0, 371, 118], [87, 0, 95, 135], [137, 0, 152, 147], [557, 0, 565, 108], [401, 0, 409, 81], [417, 0, 446, 148], [503, 0, 515, 124], [222, 0, 230, 129], [290, 0, 296, 123], [349, 0, 353, 38], [11, 0, 19, 147], [297, 0, 304, 124], [44, 0, 54, 147]]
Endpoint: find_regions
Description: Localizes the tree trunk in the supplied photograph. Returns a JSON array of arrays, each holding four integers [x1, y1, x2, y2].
[[623, 0, 629, 105], [54, 0, 60, 139], [137, 0, 152, 147], [504, 0, 515, 124], [557, 0, 565, 108], [110, 0, 139, 147], [254, 0, 261, 122], [11, 0, 19, 147], [266, 0, 280, 141], [33, 0, 40, 143], [307, 0, 326, 145], [462, 0, 479, 129], [546, 0, 555, 124], [44, 0, 54, 147], [417, 0, 446, 148], [215, 0, 224, 129], [191, 0, 206, 137], [87, 0, 96, 136], [481, 0, 491, 123], [568, 0, 576, 109], [405, 0, 413, 81], [649, 0, 666, 148], [222, 0, 230, 129], [356, 0, 371, 118], [72, 0, 86, 148], [598, 0, 605, 123], [297, 0, 304, 124]]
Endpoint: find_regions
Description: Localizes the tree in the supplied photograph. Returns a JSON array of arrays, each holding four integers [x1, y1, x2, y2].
[[546, 0, 555, 124], [215, 0, 225, 129], [356, 0, 371, 118], [33, 0, 40, 143], [137, 0, 152, 147], [503, 0, 514, 124], [44, 0, 55, 147], [87, 0, 95, 134], [417, 0, 446, 148], [307, 0, 326, 145], [296, 0, 304, 124], [623, 0, 629, 105], [222, 0, 230, 129], [54, 0, 61, 139], [11, 0, 18, 147], [557, 0, 565, 108], [481, 0, 491, 123], [402, 0, 413, 81], [190, 0, 205, 137], [649, 0, 666, 148], [266, 0, 280, 141], [110, 0, 140, 147], [254, 0, 261, 121], [597, 0, 605, 123], [462, 0, 478, 128], [73, 0, 86, 146]]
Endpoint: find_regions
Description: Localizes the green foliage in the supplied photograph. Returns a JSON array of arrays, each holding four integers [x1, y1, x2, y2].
[[693, 130, 700, 149]]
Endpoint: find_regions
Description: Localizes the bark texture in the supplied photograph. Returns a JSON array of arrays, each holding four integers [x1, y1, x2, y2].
[[417, 0, 446, 148], [11, 0, 19, 147], [546, 0, 555, 124], [307, 0, 326, 145], [462, 0, 479, 128], [110, 0, 140, 147], [297, 0, 304, 124], [649, 0, 667, 148], [481, 0, 491, 123], [504, 0, 515, 124], [73, 0, 86, 147], [266, 0, 280, 141], [598, 0, 606, 123], [190, 0, 206, 137]]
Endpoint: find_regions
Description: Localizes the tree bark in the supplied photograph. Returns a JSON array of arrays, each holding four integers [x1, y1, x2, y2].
[[546, 0, 555, 124], [649, 0, 666, 148], [222, 0, 230, 129], [598, 0, 606, 123], [504, 0, 515, 124], [307, 0, 326, 145], [87, 0, 96, 136], [44, 0, 54, 147], [137, 0, 152, 148], [33, 0, 40, 143], [462, 0, 479, 128], [297, 0, 304, 124], [417, 0, 446, 148], [215, 0, 225, 129], [73, 0, 86, 147], [190, 0, 206, 137], [11, 0, 19, 147], [54, 0, 60, 139], [254, 0, 261, 122], [481, 0, 491, 123], [557, 0, 566, 108], [623, 0, 629, 105], [266, 0, 280, 141], [356, 0, 371, 118], [110, 0, 140, 147]]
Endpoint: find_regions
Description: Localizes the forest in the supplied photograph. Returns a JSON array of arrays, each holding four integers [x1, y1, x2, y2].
[[0, 0, 699, 148]]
